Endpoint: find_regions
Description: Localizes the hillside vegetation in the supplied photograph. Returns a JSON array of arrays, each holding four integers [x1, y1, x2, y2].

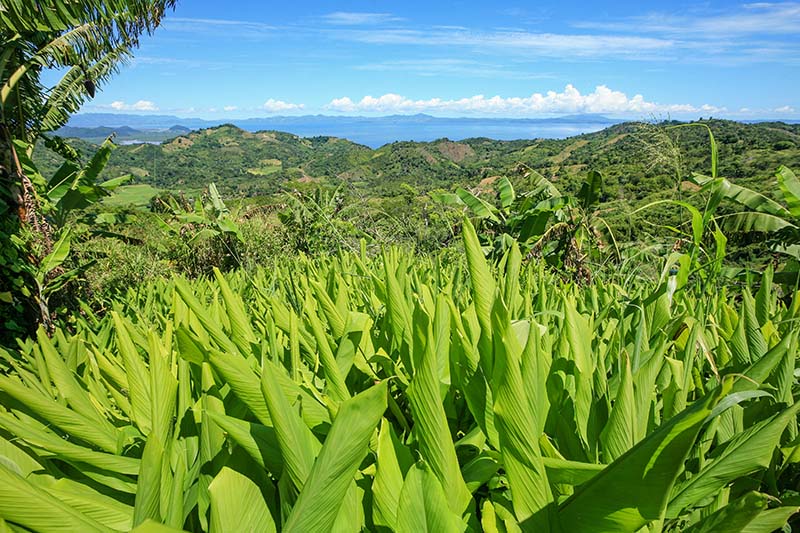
[[34, 120, 800, 202], [12, 114, 800, 533]]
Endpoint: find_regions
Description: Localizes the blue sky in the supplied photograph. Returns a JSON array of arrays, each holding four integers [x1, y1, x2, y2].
[[77, 1, 800, 119]]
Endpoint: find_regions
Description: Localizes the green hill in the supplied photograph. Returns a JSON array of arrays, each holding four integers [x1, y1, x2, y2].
[[34, 120, 800, 204]]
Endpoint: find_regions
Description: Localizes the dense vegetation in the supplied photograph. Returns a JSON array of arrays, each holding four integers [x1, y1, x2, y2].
[[18, 118, 798, 320], [1, 223, 800, 532]]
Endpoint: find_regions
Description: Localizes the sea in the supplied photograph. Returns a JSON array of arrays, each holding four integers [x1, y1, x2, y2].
[[228, 115, 620, 148]]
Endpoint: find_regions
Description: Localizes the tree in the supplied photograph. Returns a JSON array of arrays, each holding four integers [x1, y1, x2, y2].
[[0, 0, 175, 337], [691, 166, 800, 286], [1, 0, 175, 143], [434, 167, 617, 281]]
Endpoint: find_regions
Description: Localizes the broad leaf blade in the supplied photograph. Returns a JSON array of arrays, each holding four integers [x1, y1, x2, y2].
[[556, 382, 728, 532], [283, 382, 387, 532], [209, 467, 276, 533]]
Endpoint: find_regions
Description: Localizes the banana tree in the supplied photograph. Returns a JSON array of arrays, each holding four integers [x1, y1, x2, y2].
[[1, 0, 176, 144], [1, 0, 174, 334], [691, 166, 800, 286], [156, 183, 245, 274], [2, 135, 130, 331], [433, 168, 617, 278], [692, 167, 800, 256]]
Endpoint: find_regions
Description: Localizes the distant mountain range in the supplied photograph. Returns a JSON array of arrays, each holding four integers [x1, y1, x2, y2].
[[62, 113, 800, 148], [62, 113, 624, 147], [54, 124, 192, 144]]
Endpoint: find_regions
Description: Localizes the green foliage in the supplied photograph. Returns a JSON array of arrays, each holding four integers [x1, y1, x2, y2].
[[0, 0, 174, 340], [277, 186, 357, 255], [685, 166, 800, 289], [1, 0, 175, 142], [0, 137, 130, 338], [1, 223, 799, 531], [33, 120, 800, 204], [437, 169, 616, 280], [154, 183, 244, 275]]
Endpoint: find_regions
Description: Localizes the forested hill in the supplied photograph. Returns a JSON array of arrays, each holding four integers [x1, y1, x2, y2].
[[34, 120, 800, 201]]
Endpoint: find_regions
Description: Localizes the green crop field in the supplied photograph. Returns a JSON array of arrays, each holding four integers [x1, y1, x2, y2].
[[1, 220, 798, 532], [102, 184, 162, 208]]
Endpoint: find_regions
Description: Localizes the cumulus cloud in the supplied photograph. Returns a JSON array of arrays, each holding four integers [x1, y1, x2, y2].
[[262, 99, 305, 112], [774, 105, 796, 113], [108, 100, 159, 111], [223, 105, 238, 112], [325, 85, 724, 116]]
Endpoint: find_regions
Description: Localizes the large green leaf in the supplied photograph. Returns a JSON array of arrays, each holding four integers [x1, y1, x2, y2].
[[37, 230, 71, 280], [578, 170, 603, 210], [556, 381, 729, 532], [212, 267, 257, 354], [260, 360, 320, 492], [133, 434, 163, 527], [0, 411, 139, 474], [39, 477, 133, 531], [0, 374, 119, 453], [112, 312, 153, 434], [407, 321, 472, 516], [740, 505, 800, 533], [395, 462, 466, 533], [305, 302, 350, 402], [462, 217, 496, 365], [668, 400, 800, 516], [681, 491, 767, 533], [0, 462, 111, 533], [283, 382, 387, 532], [491, 300, 552, 528], [777, 165, 800, 217], [36, 328, 117, 438], [692, 174, 790, 217], [205, 412, 282, 477], [600, 353, 635, 461], [497, 177, 515, 210], [209, 467, 276, 533], [456, 188, 500, 223], [719, 211, 794, 233], [373, 419, 411, 530]]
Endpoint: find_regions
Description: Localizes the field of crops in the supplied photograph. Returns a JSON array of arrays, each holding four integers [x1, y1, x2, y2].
[[102, 185, 163, 209], [1, 221, 799, 532]]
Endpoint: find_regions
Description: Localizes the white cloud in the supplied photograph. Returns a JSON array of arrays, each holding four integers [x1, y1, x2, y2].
[[108, 100, 159, 111], [322, 12, 403, 25], [774, 105, 796, 113], [575, 3, 800, 36], [223, 105, 238, 112], [325, 85, 724, 116], [162, 17, 277, 36], [262, 99, 305, 113], [332, 28, 673, 59]]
